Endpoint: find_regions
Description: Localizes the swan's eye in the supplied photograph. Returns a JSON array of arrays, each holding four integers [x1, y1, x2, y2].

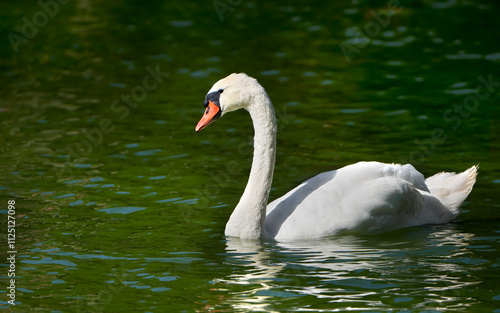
[[218, 89, 224, 94]]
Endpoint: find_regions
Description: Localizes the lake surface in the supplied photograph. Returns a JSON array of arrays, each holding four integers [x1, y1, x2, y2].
[[1, 0, 500, 312]]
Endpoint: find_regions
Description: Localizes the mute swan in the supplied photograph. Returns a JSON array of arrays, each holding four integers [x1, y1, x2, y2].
[[195, 73, 478, 241]]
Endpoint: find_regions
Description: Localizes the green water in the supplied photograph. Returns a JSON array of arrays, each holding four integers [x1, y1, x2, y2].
[[1, 0, 500, 312]]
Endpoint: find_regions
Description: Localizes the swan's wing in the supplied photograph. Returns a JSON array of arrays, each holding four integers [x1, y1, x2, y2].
[[265, 162, 431, 239], [267, 161, 429, 215], [379, 162, 430, 192]]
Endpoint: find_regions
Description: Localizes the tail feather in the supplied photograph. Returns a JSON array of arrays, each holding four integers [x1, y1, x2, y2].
[[425, 165, 478, 213]]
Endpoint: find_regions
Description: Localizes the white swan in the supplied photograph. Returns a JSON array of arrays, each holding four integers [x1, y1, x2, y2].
[[195, 73, 478, 241]]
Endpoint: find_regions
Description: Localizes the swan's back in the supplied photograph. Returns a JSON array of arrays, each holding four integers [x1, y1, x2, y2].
[[265, 162, 477, 240]]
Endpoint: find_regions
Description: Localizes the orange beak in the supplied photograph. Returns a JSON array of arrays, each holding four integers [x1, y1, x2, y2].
[[195, 100, 221, 132]]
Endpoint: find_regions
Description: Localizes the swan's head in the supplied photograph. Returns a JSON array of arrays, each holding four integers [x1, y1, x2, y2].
[[195, 73, 263, 132]]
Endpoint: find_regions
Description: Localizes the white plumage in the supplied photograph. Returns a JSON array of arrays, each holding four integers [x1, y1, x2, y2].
[[265, 162, 477, 240], [196, 73, 478, 241]]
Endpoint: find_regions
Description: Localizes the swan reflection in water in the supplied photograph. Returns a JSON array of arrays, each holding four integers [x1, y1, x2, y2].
[[210, 227, 481, 312]]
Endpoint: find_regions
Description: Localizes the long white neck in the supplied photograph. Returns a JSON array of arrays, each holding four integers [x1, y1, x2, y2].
[[225, 92, 277, 239]]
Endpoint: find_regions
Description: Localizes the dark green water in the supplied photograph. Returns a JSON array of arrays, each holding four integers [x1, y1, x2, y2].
[[1, 0, 500, 312]]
